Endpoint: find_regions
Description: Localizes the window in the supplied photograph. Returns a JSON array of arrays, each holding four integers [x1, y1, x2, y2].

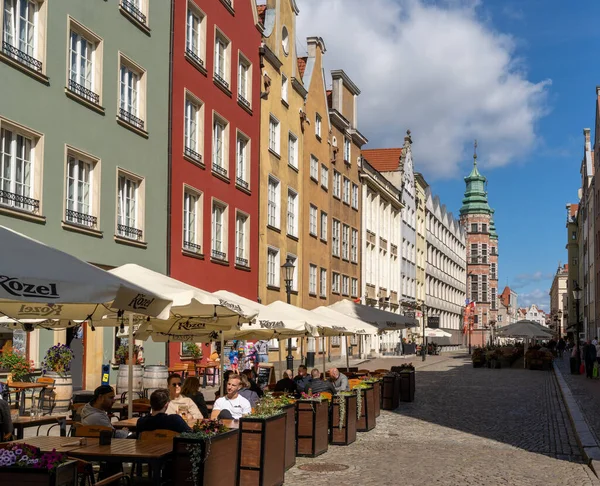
[[321, 165, 328, 189], [211, 201, 227, 260], [184, 95, 203, 162], [342, 275, 349, 296], [281, 74, 288, 103], [481, 275, 488, 302], [351, 278, 358, 297], [117, 172, 143, 241], [471, 223, 478, 233], [470, 243, 478, 264], [214, 30, 230, 89], [238, 55, 251, 107], [351, 183, 359, 209], [212, 114, 229, 176], [235, 212, 249, 266], [118, 55, 146, 131], [309, 264, 317, 295], [491, 262, 497, 280], [481, 244, 488, 264], [267, 176, 280, 228], [482, 223, 487, 233], [332, 272, 340, 293], [236, 132, 249, 189], [287, 189, 298, 237], [309, 204, 317, 236], [342, 224, 350, 260], [333, 170, 341, 198], [267, 247, 280, 287], [343, 137, 351, 162], [183, 188, 202, 253], [269, 115, 280, 154], [65, 156, 95, 228], [315, 114, 322, 138], [332, 219, 341, 256], [121, 0, 147, 27], [288, 133, 298, 169], [320, 211, 327, 241], [470, 275, 478, 302], [68, 21, 102, 105], [320, 268, 327, 297], [186, 2, 205, 66], [491, 287, 497, 310], [2, 0, 46, 73], [310, 155, 318, 181], [281, 26, 289, 55], [351, 228, 358, 262], [342, 177, 350, 204]]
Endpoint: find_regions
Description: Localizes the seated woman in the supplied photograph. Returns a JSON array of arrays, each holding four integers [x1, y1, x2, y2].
[[165, 374, 203, 420], [181, 376, 209, 418], [137, 389, 191, 434], [238, 374, 260, 407]]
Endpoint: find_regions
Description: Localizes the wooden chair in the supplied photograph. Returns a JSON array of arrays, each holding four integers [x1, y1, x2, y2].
[[357, 369, 371, 376], [131, 398, 151, 417], [186, 362, 197, 377], [73, 425, 113, 438], [35, 376, 56, 415], [374, 369, 389, 374], [348, 379, 362, 389], [138, 429, 179, 441], [169, 363, 189, 379], [69, 457, 130, 486]]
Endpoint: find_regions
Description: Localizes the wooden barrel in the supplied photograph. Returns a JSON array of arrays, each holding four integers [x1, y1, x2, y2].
[[44, 371, 72, 412], [142, 365, 169, 397], [116, 365, 143, 396]]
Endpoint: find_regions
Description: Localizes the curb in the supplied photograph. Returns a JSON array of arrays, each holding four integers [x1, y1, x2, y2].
[[553, 361, 600, 470]]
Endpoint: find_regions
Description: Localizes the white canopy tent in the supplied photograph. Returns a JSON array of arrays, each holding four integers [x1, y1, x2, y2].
[[327, 299, 418, 331]]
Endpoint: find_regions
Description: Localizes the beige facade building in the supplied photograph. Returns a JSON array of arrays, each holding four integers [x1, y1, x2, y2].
[[549, 264, 568, 337], [415, 173, 428, 338]]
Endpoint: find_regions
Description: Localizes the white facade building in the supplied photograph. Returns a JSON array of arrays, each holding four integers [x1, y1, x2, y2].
[[425, 191, 467, 350], [525, 304, 547, 327]]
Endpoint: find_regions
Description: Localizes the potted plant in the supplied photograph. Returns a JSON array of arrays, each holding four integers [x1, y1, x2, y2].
[[0, 443, 77, 486], [238, 396, 286, 486], [392, 363, 416, 402], [381, 372, 401, 410], [272, 394, 296, 471], [363, 377, 382, 417], [173, 419, 238, 486], [295, 392, 329, 457], [352, 382, 376, 432], [0, 343, 34, 382], [485, 349, 502, 369], [471, 347, 486, 368], [115, 344, 144, 397], [330, 391, 357, 446], [41, 343, 74, 413]]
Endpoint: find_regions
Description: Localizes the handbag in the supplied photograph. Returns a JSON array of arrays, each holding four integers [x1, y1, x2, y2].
[[580, 363, 586, 375]]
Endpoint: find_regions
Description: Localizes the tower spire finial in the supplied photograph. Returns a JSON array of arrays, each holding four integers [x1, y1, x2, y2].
[[473, 139, 478, 166]]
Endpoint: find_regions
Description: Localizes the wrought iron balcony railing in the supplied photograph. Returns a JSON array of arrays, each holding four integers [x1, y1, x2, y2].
[[185, 146, 202, 162], [2, 41, 42, 72], [121, 0, 147, 24], [183, 241, 202, 253], [117, 223, 143, 240], [236, 256, 248, 267], [214, 72, 229, 90], [236, 177, 248, 189], [119, 107, 145, 131], [185, 48, 204, 67], [68, 79, 100, 104], [238, 94, 250, 109], [0, 190, 39, 213], [211, 249, 227, 261], [212, 163, 228, 177], [65, 209, 97, 227]]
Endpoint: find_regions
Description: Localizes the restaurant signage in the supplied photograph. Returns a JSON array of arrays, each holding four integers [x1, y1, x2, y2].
[[428, 316, 440, 328], [405, 312, 416, 319]]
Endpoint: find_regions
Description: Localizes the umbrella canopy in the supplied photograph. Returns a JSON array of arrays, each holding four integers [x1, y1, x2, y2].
[[424, 328, 452, 338], [328, 299, 418, 331], [497, 320, 553, 339], [311, 306, 378, 336], [0, 226, 172, 320]]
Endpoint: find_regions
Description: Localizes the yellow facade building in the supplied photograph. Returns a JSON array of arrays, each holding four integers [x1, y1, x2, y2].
[[414, 172, 429, 338]]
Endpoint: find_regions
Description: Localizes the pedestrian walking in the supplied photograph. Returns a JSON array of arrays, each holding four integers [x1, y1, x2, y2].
[[557, 338, 566, 358], [584, 340, 597, 378], [255, 339, 269, 363]]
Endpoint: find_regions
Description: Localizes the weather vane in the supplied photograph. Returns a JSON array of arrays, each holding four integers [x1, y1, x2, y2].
[[473, 139, 478, 164]]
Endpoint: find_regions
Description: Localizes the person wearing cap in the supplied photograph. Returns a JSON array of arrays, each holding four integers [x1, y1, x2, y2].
[[81, 385, 129, 438]]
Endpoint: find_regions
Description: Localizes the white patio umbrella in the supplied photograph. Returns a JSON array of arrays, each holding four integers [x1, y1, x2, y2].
[[328, 299, 418, 331], [0, 226, 172, 321], [424, 328, 452, 338]]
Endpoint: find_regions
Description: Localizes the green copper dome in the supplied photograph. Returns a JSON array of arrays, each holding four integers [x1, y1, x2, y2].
[[489, 210, 498, 240], [459, 153, 493, 216]]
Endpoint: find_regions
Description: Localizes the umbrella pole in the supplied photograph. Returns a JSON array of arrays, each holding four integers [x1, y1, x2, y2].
[[345, 335, 350, 372], [128, 314, 133, 419], [322, 337, 326, 376], [219, 332, 225, 397], [278, 338, 283, 380]]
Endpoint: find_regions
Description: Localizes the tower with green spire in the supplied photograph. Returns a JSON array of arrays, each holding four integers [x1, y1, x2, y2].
[[460, 141, 499, 344]]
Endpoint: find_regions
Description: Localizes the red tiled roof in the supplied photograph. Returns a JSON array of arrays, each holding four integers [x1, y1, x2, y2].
[[570, 204, 579, 217], [297, 57, 307, 78], [564, 263, 569, 270], [362, 148, 403, 172], [326, 89, 332, 109], [257, 5, 266, 25]]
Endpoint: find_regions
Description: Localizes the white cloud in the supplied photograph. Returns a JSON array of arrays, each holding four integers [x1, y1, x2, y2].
[[518, 288, 550, 310], [512, 271, 554, 289], [296, 0, 550, 179]]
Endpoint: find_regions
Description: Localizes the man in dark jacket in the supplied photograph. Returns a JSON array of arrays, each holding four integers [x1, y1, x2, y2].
[[304, 369, 336, 395], [584, 340, 597, 379], [274, 370, 295, 393], [137, 389, 191, 434], [293, 365, 312, 396]]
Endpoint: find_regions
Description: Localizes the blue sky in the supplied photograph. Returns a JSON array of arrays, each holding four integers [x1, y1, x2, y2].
[[298, 0, 599, 311]]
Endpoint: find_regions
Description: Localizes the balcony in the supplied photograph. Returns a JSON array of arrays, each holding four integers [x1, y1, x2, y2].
[[65, 209, 97, 228], [2, 41, 42, 72], [117, 224, 143, 241], [211, 249, 227, 261], [183, 241, 202, 253], [121, 0, 147, 25], [184, 146, 202, 163], [366, 230, 376, 246], [214, 72, 229, 90], [119, 108, 145, 131], [365, 283, 376, 300], [236, 177, 249, 190], [379, 236, 387, 249], [212, 163, 228, 178], [0, 190, 39, 213], [236, 256, 249, 267], [391, 244, 398, 256], [237, 94, 250, 109], [68, 79, 100, 105]]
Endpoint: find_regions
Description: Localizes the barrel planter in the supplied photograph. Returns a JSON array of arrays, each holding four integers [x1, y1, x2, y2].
[[381, 374, 400, 410], [44, 372, 72, 413], [238, 413, 286, 486], [0, 460, 77, 486], [329, 394, 357, 446], [172, 429, 239, 486], [356, 386, 376, 432], [281, 404, 296, 471], [116, 365, 143, 396], [142, 365, 169, 397], [399, 370, 415, 402], [295, 399, 329, 457]]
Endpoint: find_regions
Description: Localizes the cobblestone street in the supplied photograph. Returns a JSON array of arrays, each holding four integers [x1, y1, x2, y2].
[[285, 355, 600, 486]]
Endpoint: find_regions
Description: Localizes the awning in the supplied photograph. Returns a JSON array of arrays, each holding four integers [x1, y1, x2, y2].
[[328, 299, 418, 331]]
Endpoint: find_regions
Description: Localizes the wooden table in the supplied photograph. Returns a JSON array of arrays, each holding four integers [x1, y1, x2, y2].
[[196, 364, 218, 388], [113, 417, 240, 431], [11, 436, 99, 451], [11, 414, 67, 440], [0, 381, 48, 415], [110, 402, 151, 420]]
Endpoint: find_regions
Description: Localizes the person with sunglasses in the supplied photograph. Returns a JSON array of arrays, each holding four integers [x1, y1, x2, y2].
[[165, 374, 203, 420]]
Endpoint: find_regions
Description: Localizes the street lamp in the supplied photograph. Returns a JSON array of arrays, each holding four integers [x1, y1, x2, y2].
[[282, 257, 295, 370], [421, 303, 427, 362], [573, 283, 583, 372], [557, 310, 563, 339]]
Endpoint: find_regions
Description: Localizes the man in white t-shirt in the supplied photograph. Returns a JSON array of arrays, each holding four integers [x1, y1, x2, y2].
[[211, 374, 252, 420]]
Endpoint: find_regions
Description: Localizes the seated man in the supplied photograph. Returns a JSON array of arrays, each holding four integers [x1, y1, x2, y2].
[[81, 385, 129, 438], [274, 370, 295, 393], [137, 389, 191, 434], [304, 368, 336, 395], [293, 365, 312, 396], [211, 374, 252, 420], [329, 368, 349, 392], [165, 374, 203, 420]]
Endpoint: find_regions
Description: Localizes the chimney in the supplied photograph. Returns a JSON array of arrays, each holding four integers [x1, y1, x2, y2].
[[306, 36, 326, 59]]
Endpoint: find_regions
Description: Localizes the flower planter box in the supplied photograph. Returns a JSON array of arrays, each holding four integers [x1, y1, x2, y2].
[[399, 371, 415, 402], [381, 375, 400, 410], [472, 360, 485, 368], [329, 394, 357, 446], [238, 413, 286, 486], [356, 386, 376, 432], [0, 460, 77, 486], [172, 429, 239, 486], [295, 399, 329, 457], [402, 343, 416, 355], [281, 404, 296, 471], [371, 380, 381, 417]]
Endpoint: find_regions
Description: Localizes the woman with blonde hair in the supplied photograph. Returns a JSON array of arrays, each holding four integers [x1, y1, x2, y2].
[[181, 376, 209, 418]]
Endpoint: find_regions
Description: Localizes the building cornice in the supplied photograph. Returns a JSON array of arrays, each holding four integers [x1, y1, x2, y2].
[[331, 69, 361, 95], [329, 109, 350, 132], [291, 77, 307, 98], [261, 44, 282, 72], [350, 128, 368, 147]]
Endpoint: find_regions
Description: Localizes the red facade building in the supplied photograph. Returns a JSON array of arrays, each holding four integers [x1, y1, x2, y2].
[[168, 0, 262, 362]]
